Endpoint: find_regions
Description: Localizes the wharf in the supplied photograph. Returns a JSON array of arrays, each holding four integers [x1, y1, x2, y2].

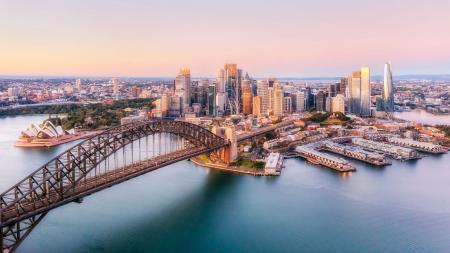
[[319, 141, 391, 166], [295, 145, 355, 172], [190, 158, 271, 176]]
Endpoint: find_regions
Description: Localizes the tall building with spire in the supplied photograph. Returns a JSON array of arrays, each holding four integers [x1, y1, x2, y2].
[[383, 62, 394, 112], [175, 68, 191, 114]]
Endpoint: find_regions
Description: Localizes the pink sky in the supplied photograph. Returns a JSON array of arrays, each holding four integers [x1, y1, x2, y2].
[[1, 0, 450, 77]]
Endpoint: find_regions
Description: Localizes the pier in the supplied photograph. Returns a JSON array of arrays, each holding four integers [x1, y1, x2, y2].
[[295, 145, 355, 172], [352, 138, 421, 160], [319, 141, 391, 166], [387, 137, 447, 154]]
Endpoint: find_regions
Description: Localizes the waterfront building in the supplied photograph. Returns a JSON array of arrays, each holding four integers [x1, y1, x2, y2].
[[383, 62, 394, 112], [252, 96, 262, 117], [257, 80, 270, 115], [352, 138, 420, 160], [264, 152, 282, 175], [175, 68, 191, 114], [242, 79, 253, 115], [331, 94, 345, 113]]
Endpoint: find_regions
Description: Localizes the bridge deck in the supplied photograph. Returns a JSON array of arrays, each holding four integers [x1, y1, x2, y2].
[[1, 146, 215, 227]]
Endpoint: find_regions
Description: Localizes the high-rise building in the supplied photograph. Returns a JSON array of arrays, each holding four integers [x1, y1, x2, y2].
[[216, 69, 225, 93], [111, 78, 120, 99], [219, 64, 242, 114], [175, 68, 191, 114], [215, 92, 227, 116], [294, 91, 306, 112], [283, 97, 292, 113], [272, 82, 284, 116], [75, 79, 82, 91], [252, 96, 262, 117], [360, 67, 371, 117], [383, 62, 394, 112], [257, 80, 270, 115], [349, 71, 361, 114], [242, 79, 253, 115], [348, 67, 371, 117], [340, 77, 348, 95], [208, 85, 216, 116], [316, 91, 327, 112], [331, 94, 345, 113]]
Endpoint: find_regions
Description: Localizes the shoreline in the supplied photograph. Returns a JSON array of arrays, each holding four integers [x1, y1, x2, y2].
[[190, 157, 276, 176]]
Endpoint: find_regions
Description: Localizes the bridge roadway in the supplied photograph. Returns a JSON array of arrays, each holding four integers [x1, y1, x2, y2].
[[237, 119, 296, 142], [0, 146, 214, 228]]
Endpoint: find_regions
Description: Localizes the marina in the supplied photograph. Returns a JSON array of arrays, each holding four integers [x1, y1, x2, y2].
[[387, 137, 447, 154]]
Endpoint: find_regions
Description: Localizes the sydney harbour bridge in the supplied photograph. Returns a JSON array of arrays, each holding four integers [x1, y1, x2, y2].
[[0, 120, 230, 252]]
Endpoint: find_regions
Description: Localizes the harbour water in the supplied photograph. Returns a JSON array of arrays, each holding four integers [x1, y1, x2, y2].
[[1, 114, 450, 253], [395, 109, 450, 125]]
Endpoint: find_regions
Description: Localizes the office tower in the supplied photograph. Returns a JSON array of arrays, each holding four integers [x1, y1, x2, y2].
[[169, 95, 182, 117], [272, 82, 284, 116], [252, 96, 262, 117], [383, 62, 394, 112], [306, 86, 314, 109], [349, 71, 361, 114], [294, 91, 306, 112], [215, 92, 227, 116], [315, 91, 326, 112], [257, 80, 270, 115], [329, 83, 337, 97], [283, 97, 292, 113], [340, 77, 348, 95], [326, 96, 332, 112], [360, 67, 371, 117], [192, 80, 208, 108], [175, 68, 191, 114], [208, 85, 216, 116], [75, 79, 82, 91], [242, 79, 253, 115], [216, 69, 225, 93], [217, 63, 242, 115], [331, 94, 345, 113], [111, 78, 120, 99]]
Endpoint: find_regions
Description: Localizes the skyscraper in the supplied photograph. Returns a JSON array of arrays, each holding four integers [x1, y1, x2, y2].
[[360, 67, 371, 117], [175, 68, 191, 114], [242, 79, 253, 115], [331, 94, 345, 113], [272, 82, 284, 116], [315, 91, 326, 112], [252, 96, 262, 117], [383, 62, 394, 112], [294, 91, 306, 112], [111, 78, 120, 99], [221, 64, 242, 115], [208, 84, 216, 116], [257, 80, 270, 115], [349, 71, 361, 114]]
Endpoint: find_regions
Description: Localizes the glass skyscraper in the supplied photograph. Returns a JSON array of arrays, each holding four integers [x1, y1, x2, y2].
[[383, 62, 394, 112]]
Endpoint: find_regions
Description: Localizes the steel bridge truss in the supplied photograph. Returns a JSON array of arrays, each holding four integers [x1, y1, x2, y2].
[[1, 120, 227, 252]]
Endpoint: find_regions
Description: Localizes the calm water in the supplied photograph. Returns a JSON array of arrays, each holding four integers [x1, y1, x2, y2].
[[1, 115, 450, 253], [395, 109, 450, 125]]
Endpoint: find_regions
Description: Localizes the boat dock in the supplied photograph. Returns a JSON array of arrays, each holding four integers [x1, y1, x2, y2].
[[319, 141, 391, 166], [295, 145, 355, 172]]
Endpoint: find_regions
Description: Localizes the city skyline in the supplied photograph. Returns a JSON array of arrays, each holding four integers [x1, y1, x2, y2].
[[2, 0, 450, 77]]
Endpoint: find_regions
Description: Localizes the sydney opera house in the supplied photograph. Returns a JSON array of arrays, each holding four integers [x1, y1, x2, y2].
[[16, 121, 82, 147]]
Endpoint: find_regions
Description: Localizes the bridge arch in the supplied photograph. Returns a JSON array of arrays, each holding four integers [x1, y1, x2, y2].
[[0, 120, 227, 252]]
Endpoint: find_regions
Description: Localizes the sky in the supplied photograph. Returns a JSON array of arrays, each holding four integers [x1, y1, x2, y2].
[[1, 0, 450, 78]]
